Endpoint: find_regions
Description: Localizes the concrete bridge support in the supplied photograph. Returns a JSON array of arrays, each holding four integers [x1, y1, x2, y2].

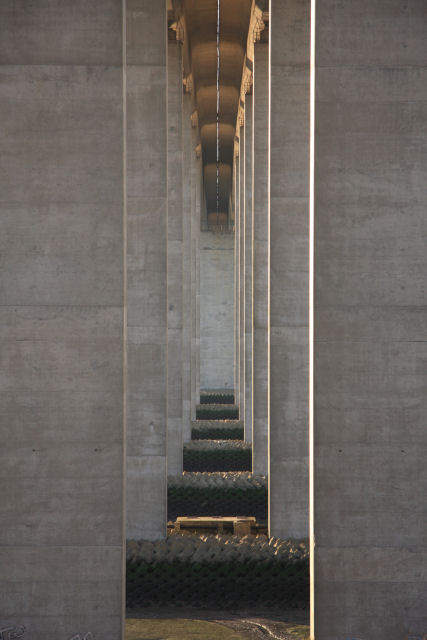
[[0, 0, 125, 637], [252, 42, 269, 476], [311, 1, 427, 638], [167, 38, 184, 475], [269, 0, 310, 539], [182, 92, 193, 437], [244, 98, 254, 444], [126, 0, 167, 541], [239, 127, 246, 421]]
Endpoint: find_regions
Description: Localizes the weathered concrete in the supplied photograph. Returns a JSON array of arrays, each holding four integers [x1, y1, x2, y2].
[[182, 92, 193, 435], [269, 0, 310, 539], [0, 1, 124, 637], [126, 0, 167, 541], [167, 39, 183, 475], [252, 43, 269, 476], [200, 232, 235, 390], [190, 119, 201, 422], [239, 127, 246, 423], [312, 2, 427, 638], [244, 97, 253, 443], [234, 153, 241, 400]]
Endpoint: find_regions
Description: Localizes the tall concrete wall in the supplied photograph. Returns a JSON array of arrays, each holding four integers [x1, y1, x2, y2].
[[312, 2, 427, 638], [269, 0, 310, 538], [0, 1, 125, 637], [252, 43, 269, 475], [200, 232, 235, 390], [167, 39, 183, 475], [126, 0, 167, 541]]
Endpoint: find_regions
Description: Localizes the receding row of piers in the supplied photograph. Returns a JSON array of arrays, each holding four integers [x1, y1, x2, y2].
[[1, 1, 425, 639]]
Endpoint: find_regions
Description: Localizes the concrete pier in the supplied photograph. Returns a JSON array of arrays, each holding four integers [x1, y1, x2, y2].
[[200, 232, 235, 390], [252, 42, 269, 476], [126, 0, 167, 541], [0, 1, 125, 637], [182, 92, 193, 432], [239, 128, 246, 421], [167, 38, 184, 475], [311, 1, 427, 637], [269, 0, 310, 539], [244, 98, 253, 443]]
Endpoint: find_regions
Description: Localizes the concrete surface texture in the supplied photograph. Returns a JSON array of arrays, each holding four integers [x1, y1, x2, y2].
[[181, 93, 193, 439], [126, 0, 167, 541], [0, 0, 125, 638], [200, 232, 235, 390], [244, 98, 254, 443], [234, 153, 241, 401], [190, 118, 202, 424], [269, 0, 310, 539], [239, 128, 246, 422], [312, 1, 427, 638], [252, 43, 269, 476], [167, 40, 184, 475]]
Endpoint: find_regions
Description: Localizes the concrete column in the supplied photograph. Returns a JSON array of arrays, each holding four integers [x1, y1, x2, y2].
[[244, 97, 253, 443], [269, 0, 310, 539], [200, 231, 235, 390], [252, 43, 269, 476], [312, 2, 427, 638], [0, 2, 125, 637], [239, 126, 246, 421], [126, 0, 167, 541], [190, 122, 200, 420], [195, 163, 202, 402], [167, 39, 183, 475], [182, 92, 192, 435], [234, 153, 241, 399]]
